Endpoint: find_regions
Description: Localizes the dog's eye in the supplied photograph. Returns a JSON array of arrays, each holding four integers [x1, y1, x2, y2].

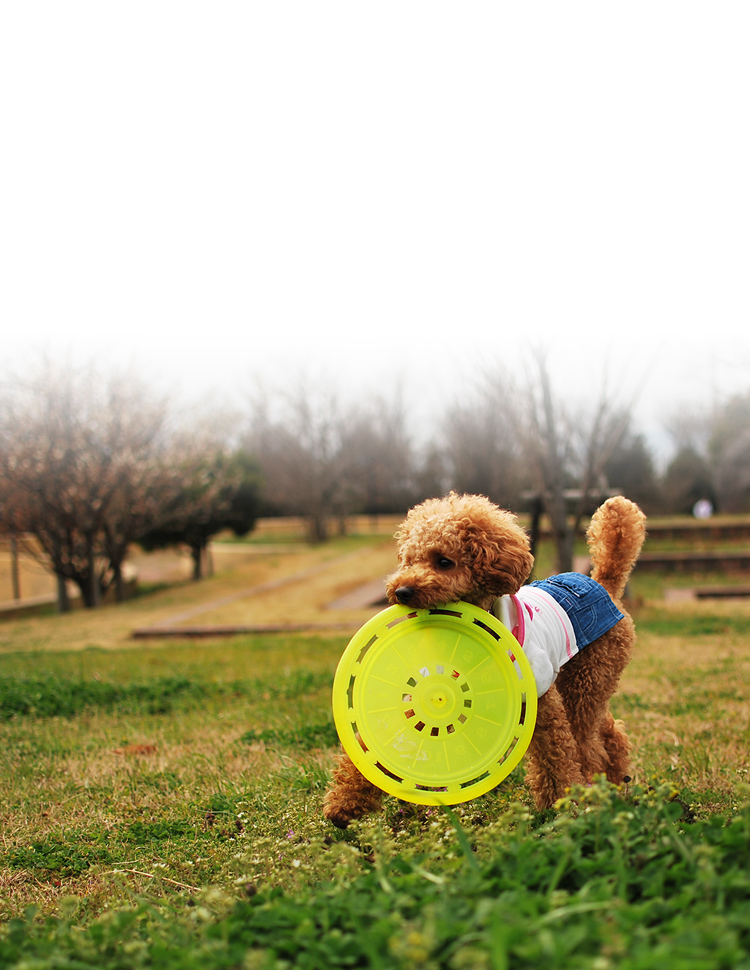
[[437, 556, 455, 570]]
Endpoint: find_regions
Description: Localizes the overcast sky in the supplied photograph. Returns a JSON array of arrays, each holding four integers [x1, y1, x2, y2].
[[2, 3, 748, 452]]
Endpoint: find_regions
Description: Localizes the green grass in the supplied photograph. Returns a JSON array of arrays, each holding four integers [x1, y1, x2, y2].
[[3, 530, 750, 967], [240, 721, 339, 751], [0, 668, 329, 719], [3, 782, 750, 968], [635, 610, 750, 637]]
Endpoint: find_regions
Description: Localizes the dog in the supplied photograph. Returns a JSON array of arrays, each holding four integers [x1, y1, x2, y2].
[[323, 491, 646, 827]]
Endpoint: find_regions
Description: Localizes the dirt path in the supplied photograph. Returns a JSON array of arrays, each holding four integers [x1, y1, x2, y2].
[[132, 545, 392, 637], [0, 536, 398, 652]]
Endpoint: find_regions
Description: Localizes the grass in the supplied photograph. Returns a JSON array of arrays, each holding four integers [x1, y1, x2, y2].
[[2, 523, 750, 966]]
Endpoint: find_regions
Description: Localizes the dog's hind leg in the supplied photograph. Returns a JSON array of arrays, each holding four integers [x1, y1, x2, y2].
[[555, 620, 635, 784], [524, 686, 585, 809], [323, 751, 384, 828], [599, 713, 631, 784]]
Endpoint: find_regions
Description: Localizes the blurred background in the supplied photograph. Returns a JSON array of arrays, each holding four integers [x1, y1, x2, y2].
[[2, 3, 749, 610]]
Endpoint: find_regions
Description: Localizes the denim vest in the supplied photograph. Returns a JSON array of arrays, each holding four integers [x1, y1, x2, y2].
[[528, 573, 624, 648]]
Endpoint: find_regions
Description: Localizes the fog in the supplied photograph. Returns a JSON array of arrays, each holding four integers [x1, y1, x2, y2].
[[2, 3, 749, 458]]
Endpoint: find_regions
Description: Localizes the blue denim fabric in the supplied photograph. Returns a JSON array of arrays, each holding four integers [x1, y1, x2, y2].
[[528, 573, 624, 648]]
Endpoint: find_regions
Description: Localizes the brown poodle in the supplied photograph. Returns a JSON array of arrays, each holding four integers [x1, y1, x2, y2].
[[323, 491, 646, 826]]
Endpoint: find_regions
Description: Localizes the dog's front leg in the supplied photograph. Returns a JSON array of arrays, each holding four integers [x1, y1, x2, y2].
[[323, 750, 384, 828], [524, 686, 585, 809]]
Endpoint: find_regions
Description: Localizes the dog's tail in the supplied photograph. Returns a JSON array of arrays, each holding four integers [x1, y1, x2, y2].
[[587, 496, 646, 601]]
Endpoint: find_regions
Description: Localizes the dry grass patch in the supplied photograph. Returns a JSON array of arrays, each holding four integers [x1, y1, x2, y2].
[[617, 602, 750, 811], [0, 535, 396, 653], [192, 539, 396, 629]]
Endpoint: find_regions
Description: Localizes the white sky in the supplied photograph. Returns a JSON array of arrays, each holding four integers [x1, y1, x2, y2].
[[2, 3, 749, 455]]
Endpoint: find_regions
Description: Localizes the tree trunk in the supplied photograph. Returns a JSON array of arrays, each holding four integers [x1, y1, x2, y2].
[[10, 534, 20, 601], [308, 513, 328, 543], [106, 533, 129, 603], [56, 572, 70, 613], [85, 532, 100, 608], [537, 357, 574, 574], [75, 576, 97, 608], [113, 562, 126, 602], [528, 497, 543, 562], [190, 542, 203, 580]]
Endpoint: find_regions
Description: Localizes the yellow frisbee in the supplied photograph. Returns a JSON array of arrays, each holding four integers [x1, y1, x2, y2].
[[332, 601, 537, 806]]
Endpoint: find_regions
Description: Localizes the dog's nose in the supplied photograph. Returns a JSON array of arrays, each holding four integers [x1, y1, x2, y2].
[[395, 586, 415, 604]]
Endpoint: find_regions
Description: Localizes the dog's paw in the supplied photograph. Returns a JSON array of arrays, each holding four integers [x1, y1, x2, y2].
[[322, 801, 353, 829]]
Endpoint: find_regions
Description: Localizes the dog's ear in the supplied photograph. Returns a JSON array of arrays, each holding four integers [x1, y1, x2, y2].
[[467, 520, 534, 597]]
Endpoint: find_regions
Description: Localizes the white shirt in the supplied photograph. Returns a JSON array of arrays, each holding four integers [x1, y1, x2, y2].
[[491, 586, 581, 697]]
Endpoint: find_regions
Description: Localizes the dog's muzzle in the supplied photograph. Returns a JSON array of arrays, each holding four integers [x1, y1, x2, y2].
[[394, 586, 415, 604]]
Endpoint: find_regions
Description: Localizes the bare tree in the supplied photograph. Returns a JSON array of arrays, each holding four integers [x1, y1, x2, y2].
[[661, 390, 750, 514], [0, 362, 197, 609], [662, 446, 716, 514], [247, 386, 343, 542], [411, 443, 450, 504], [336, 393, 414, 519], [663, 407, 713, 457], [1, 366, 112, 608], [709, 391, 750, 512], [603, 427, 661, 514], [247, 384, 413, 541], [483, 352, 633, 573], [714, 433, 750, 512], [441, 396, 525, 510]]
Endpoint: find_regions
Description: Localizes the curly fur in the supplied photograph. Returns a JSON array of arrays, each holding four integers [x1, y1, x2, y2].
[[386, 492, 534, 610], [323, 492, 645, 825], [323, 749, 384, 828]]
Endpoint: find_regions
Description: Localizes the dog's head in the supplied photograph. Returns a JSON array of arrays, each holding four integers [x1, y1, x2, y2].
[[385, 492, 534, 611]]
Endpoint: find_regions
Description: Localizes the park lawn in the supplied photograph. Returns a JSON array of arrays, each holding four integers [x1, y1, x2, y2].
[[2, 532, 750, 967], [622, 598, 750, 813]]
